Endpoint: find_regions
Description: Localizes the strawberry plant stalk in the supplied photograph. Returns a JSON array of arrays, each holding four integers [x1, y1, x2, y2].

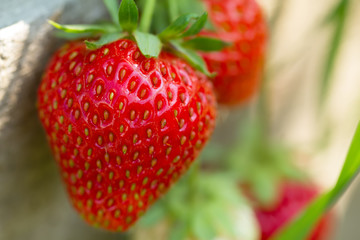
[[139, 0, 156, 32], [167, 0, 179, 22], [320, 0, 350, 107]]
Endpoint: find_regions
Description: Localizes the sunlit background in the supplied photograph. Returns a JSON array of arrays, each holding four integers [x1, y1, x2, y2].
[[255, 0, 360, 238]]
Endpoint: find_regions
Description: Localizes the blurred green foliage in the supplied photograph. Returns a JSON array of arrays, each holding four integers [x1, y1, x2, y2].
[[273, 122, 360, 240], [320, 0, 350, 106]]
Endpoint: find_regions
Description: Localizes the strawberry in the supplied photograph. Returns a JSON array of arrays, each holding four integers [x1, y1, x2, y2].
[[254, 182, 333, 240], [37, 38, 217, 231], [37, 0, 222, 231], [201, 0, 267, 106]]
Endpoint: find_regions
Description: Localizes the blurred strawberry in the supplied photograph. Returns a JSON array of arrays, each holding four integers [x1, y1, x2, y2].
[[201, 0, 267, 106], [254, 182, 333, 240]]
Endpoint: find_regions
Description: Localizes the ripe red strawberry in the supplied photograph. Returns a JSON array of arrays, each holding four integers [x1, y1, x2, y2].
[[254, 182, 333, 240], [37, 39, 217, 231], [201, 0, 267, 106]]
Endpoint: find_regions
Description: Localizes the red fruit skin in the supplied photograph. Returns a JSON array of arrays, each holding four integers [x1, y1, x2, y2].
[[37, 39, 217, 231], [254, 182, 333, 240], [201, 0, 267, 106]]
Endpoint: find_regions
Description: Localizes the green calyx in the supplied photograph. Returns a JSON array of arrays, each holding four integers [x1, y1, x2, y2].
[[48, 0, 228, 77]]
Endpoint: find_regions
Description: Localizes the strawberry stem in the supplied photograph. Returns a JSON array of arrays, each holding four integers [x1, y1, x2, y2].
[[167, 0, 179, 21], [257, 76, 270, 143], [104, 0, 121, 26], [139, 0, 157, 32]]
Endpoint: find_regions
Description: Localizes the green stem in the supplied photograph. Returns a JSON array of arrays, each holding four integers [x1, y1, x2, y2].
[[167, 0, 179, 21], [319, 0, 349, 108], [269, 0, 287, 32], [256, 72, 270, 145], [139, 0, 157, 32], [104, 0, 120, 26]]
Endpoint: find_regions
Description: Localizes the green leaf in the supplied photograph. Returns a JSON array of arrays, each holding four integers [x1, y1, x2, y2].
[[182, 37, 230, 52], [148, 166, 252, 240], [48, 20, 117, 33], [206, 203, 237, 238], [170, 40, 213, 77], [319, 0, 349, 106], [118, 0, 139, 32], [168, 223, 188, 240], [200, 174, 243, 205], [181, 12, 208, 37], [159, 13, 198, 40], [333, 123, 360, 197], [133, 30, 162, 58], [273, 122, 360, 240], [84, 32, 125, 50], [104, 0, 120, 26], [177, 0, 215, 30], [323, 0, 349, 25], [191, 209, 216, 240], [137, 203, 167, 227], [251, 168, 279, 206]]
